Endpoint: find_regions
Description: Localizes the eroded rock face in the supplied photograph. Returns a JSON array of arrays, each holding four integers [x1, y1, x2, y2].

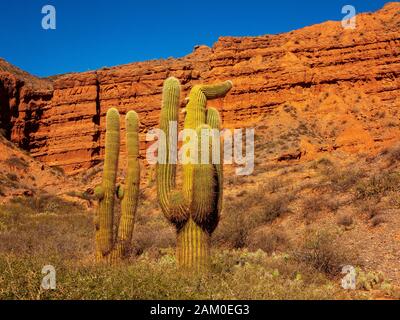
[[0, 59, 53, 150], [1, 3, 399, 174]]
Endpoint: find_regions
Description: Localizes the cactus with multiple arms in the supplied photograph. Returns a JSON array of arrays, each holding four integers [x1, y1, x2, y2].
[[157, 77, 232, 271], [95, 108, 140, 262]]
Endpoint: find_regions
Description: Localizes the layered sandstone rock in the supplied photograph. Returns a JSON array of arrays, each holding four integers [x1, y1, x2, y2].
[[1, 2, 399, 174]]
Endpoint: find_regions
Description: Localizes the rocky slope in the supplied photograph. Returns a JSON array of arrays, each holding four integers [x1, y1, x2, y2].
[[0, 134, 83, 203], [0, 2, 399, 174]]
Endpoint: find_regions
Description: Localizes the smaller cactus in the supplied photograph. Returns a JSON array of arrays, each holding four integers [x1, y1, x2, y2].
[[95, 108, 140, 262]]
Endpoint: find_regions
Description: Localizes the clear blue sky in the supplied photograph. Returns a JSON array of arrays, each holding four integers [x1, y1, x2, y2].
[[0, 0, 391, 77]]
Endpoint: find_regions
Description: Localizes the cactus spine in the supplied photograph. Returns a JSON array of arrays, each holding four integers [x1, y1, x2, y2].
[[157, 77, 232, 271], [95, 108, 140, 262]]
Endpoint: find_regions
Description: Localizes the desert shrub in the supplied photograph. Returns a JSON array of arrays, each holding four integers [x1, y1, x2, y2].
[[236, 190, 248, 197], [325, 198, 341, 212], [323, 167, 364, 192], [247, 228, 288, 254], [389, 192, 400, 208], [264, 177, 284, 193], [370, 215, 385, 227], [225, 175, 248, 186], [6, 173, 18, 182], [358, 199, 381, 219], [283, 104, 297, 116], [385, 121, 398, 128], [51, 165, 65, 176], [355, 172, 400, 199], [10, 195, 84, 214], [131, 222, 175, 256], [313, 157, 334, 168], [382, 143, 400, 165], [4, 156, 28, 171], [336, 212, 353, 227], [292, 229, 357, 277], [260, 193, 292, 224], [301, 195, 326, 221], [214, 190, 292, 249], [213, 203, 251, 249], [376, 111, 386, 119]]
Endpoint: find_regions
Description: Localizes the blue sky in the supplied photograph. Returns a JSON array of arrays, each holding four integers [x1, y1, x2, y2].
[[0, 0, 391, 77]]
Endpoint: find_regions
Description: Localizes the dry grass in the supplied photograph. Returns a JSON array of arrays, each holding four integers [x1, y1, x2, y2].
[[0, 194, 363, 300], [355, 172, 400, 200], [0, 202, 92, 262], [0, 249, 366, 300], [4, 155, 29, 171], [247, 228, 289, 254], [0, 145, 398, 299], [383, 143, 400, 165], [371, 215, 386, 227], [214, 187, 294, 249], [292, 229, 358, 277], [301, 195, 329, 222], [337, 213, 353, 227]]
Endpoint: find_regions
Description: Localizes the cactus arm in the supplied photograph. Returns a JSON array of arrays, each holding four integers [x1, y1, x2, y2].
[[157, 77, 179, 212], [183, 82, 232, 201], [112, 110, 140, 260], [167, 190, 190, 229], [200, 80, 233, 99], [157, 77, 190, 225], [191, 125, 218, 229], [184, 81, 232, 130], [182, 86, 206, 203], [206, 107, 223, 216], [96, 108, 120, 259], [184, 85, 207, 130]]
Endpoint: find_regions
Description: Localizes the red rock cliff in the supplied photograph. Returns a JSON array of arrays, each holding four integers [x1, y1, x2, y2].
[[1, 2, 399, 174]]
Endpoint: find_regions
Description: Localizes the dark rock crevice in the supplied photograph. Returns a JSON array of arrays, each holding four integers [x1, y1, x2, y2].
[[0, 82, 11, 139], [91, 72, 101, 160]]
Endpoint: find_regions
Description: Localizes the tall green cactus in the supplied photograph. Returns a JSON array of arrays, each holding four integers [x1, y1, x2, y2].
[[95, 108, 140, 262], [157, 77, 232, 271]]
